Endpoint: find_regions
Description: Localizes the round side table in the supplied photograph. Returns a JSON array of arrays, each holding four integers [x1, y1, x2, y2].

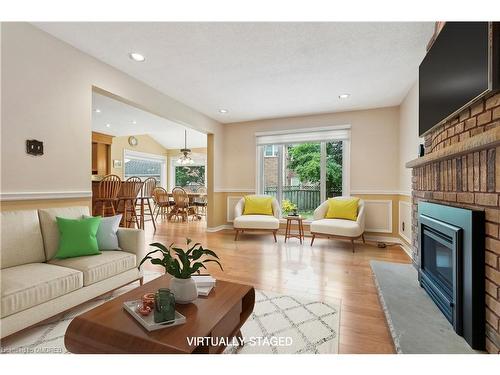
[[284, 215, 305, 244]]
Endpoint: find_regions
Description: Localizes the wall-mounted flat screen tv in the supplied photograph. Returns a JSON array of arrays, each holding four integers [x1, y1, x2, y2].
[[419, 22, 499, 136]]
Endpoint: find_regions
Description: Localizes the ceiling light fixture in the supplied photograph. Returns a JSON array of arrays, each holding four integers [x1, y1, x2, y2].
[[338, 94, 350, 99], [218, 109, 229, 114], [177, 130, 194, 165], [106, 123, 111, 128], [132, 120, 137, 124], [129, 52, 146, 62], [94, 109, 101, 113]]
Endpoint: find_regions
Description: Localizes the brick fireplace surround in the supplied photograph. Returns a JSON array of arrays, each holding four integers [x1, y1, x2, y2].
[[407, 92, 500, 353]]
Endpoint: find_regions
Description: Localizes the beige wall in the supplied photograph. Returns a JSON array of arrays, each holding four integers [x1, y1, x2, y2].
[[399, 81, 421, 194], [220, 106, 400, 192], [110, 134, 168, 179], [1, 23, 223, 200]]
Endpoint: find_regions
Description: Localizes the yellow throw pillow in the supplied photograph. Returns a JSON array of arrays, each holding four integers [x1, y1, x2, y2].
[[243, 195, 274, 216], [325, 198, 359, 221]]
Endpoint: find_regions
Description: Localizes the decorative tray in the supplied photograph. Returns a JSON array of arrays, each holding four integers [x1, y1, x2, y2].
[[123, 300, 186, 331]]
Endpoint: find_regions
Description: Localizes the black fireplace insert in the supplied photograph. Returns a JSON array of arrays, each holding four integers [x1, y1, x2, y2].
[[418, 202, 485, 350]]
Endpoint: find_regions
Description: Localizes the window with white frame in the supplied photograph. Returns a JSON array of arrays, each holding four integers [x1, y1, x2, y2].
[[256, 126, 351, 220], [124, 150, 167, 187]]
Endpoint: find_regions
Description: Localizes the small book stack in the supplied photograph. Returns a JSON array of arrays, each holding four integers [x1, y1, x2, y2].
[[192, 275, 216, 296]]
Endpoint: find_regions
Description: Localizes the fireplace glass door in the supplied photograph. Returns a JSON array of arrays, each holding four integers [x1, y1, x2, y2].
[[422, 227, 454, 300]]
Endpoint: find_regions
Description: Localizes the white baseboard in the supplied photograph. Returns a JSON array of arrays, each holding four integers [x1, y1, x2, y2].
[[206, 224, 233, 232]]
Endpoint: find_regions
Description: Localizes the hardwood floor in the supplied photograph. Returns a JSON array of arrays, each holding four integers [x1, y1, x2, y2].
[[141, 218, 411, 354]]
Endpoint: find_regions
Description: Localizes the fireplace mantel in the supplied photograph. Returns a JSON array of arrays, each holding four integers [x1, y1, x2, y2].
[[406, 127, 500, 169]]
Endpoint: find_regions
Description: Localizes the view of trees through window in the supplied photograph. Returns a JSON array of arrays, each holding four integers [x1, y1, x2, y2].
[[263, 141, 343, 219], [175, 165, 205, 192]]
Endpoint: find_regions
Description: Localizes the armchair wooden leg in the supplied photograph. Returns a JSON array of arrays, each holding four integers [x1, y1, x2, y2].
[[234, 230, 240, 241], [362, 233, 366, 243], [351, 239, 355, 253], [310, 234, 315, 246], [139, 277, 144, 286], [273, 230, 277, 243]]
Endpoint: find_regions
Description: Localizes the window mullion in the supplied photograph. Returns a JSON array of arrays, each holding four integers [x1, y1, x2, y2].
[[320, 142, 326, 202]]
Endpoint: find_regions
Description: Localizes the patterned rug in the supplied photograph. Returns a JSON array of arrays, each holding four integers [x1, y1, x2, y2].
[[1, 272, 340, 354]]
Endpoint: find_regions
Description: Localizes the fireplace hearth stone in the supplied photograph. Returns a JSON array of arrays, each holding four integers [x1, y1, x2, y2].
[[371, 260, 477, 354]]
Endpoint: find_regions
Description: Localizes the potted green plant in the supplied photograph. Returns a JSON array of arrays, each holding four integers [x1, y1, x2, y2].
[[138, 238, 223, 304], [282, 199, 298, 216]]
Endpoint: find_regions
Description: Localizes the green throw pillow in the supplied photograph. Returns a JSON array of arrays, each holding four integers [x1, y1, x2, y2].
[[54, 216, 102, 259]]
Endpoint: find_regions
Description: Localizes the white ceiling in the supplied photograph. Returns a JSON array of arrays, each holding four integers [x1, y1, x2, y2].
[[92, 93, 206, 149], [35, 22, 434, 123]]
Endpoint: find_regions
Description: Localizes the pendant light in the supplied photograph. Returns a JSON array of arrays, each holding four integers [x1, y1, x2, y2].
[[177, 130, 194, 165]]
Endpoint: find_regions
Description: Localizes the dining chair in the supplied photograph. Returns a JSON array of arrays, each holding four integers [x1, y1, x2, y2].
[[170, 187, 194, 222], [152, 187, 174, 220], [116, 176, 143, 228], [93, 174, 122, 217], [136, 177, 157, 230], [192, 186, 208, 219]]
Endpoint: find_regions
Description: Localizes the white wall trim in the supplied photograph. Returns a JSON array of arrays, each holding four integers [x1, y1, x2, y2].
[[364, 199, 393, 233], [206, 224, 232, 232], [0, 191, 92, 201], [351, 190, 410, 195], [214, 188, 255, 193], [398, 200, 412, 244], [254, 124, 351, 137]]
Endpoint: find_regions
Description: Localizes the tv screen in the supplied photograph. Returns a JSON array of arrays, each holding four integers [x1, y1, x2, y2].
[[419, 22, 492, 136]]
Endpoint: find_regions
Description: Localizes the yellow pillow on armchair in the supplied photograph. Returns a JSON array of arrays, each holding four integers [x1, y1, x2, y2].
[[325, 198, 359, 221], [243, 195, 274, 215]]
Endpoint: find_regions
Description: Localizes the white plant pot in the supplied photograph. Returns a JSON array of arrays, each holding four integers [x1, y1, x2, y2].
[[169, 277, 198, 304]]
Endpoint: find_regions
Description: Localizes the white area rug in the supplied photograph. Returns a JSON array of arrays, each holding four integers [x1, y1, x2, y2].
[[1, 272, 340, 354]]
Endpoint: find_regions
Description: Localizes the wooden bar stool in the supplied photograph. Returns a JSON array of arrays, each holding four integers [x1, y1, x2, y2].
[[116, 177, 143, 228], [136, 177, 157, 230], [93, 174, 121, 217]]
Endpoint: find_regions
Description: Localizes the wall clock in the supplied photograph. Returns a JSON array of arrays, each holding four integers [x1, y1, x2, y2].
[[128, 136, 138, 147]]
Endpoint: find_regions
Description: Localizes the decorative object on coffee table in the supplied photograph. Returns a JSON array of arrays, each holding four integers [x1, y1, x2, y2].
[[284, 215, 305, 244], [154, 288, 176, 323], [138, 238, 223, 304]]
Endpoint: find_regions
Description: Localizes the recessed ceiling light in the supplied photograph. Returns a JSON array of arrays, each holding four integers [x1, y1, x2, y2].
[[132, 120, 137, 124], [129, 52, 145, 62], [338, 94, 350, 99], [106, 123, 111, 128], [94, 109, 101, 113], [218, 109, 228, 114]]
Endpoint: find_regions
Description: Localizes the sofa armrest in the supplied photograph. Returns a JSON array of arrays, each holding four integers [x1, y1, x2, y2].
[[234, 198, 244, 219], [117, 228, 145, 256]]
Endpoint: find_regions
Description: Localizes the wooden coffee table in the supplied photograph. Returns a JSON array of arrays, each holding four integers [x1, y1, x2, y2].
[[64, 275, 255, 354]]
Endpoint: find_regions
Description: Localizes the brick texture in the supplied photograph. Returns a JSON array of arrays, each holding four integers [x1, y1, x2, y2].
[[411, 92, 500, 353]]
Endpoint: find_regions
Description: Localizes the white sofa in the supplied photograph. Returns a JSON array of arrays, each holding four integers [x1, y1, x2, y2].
[[233, 196, 281, 242], [310, 197, 365, 252], [0, 206, 144, 338]]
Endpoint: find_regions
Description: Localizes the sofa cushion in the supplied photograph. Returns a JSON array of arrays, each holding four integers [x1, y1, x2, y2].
[[38, 206, 90, 260], [54, 216, 101, 259], [1, 263, 83, 318], [233, 215, 280, 230], [84, 214, 122, 250], [1, 210, 46, 269], [310, 218, 363, 238], [48, 251, 136, 286]]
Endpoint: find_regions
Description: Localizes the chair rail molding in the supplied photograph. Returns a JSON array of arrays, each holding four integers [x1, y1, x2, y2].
[[0, 191, 92, 201]]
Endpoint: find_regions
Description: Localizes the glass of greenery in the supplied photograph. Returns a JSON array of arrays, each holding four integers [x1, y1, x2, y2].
[[282, 199, 298, 216]]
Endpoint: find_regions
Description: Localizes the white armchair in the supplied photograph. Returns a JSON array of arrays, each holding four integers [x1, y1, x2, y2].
[[233, 195, 281, 242], [310, 197, 365, 252]]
